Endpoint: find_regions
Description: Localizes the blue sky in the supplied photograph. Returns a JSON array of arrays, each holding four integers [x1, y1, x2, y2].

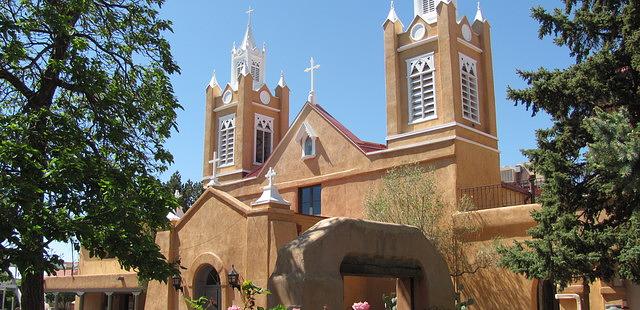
[[49, 0, 572, 261]]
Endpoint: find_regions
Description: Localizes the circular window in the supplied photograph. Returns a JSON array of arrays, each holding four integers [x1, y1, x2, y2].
[[410, 23, 426, 41], [462, 24, 473, 42], [260, 90, 271, 105], [222, 90, 233, 104]]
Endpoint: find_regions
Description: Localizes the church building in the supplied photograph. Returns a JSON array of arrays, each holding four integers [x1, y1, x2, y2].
[[43, 1, 637, 309]]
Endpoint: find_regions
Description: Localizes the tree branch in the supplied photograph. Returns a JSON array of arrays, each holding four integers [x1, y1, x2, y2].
[[0, 67, 36, 100]]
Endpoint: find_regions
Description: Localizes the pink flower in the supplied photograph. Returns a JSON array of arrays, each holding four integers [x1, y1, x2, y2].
[[227, 306, 241, 310], [292, 308, 301, 310], [352, 302, 370, 310]]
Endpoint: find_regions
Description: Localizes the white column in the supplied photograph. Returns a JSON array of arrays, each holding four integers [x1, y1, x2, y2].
[[132, 291, 141, 310], [9, 297, 14, 310], [105, 292, 113, 310], [76, 292, 85, 310], [2, 288, 6, 310], [53, 292, 59, 310]]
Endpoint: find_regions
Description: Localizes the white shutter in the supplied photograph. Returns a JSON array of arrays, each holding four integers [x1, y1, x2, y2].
[[460, 54, 480, 123], [218, 114, 236, 166], [407, 53, 437, 123]]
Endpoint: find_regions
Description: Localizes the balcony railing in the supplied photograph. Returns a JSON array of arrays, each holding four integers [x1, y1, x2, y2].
[[458, 182, 540, 210]]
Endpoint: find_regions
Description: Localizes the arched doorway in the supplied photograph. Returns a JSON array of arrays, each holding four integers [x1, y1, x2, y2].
[[194, 265, 222, 310], [269, 218, 454, 309]]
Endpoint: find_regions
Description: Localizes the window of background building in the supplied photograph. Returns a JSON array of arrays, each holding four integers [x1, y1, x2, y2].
[[299, 185, 321, 216]]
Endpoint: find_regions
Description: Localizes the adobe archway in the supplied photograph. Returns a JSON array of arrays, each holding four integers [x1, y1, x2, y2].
[[268, 218, 454, 309]]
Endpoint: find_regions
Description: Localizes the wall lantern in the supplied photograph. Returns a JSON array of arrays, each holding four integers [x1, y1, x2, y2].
[[172, 273, 183, 292], [227, 265, 240, 290]]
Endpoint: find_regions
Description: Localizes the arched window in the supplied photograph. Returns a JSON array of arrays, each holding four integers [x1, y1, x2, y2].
[[407, 53, 437, 123], [537, 280, 559, 310], [460, 54, 480, 123], [251, 61, 261, 82], [236, 60, 245, 78], [194, 265, 221, 310], [304, 136, 315, 157], [218, 114, 235, 167], [254, 114, 273, 164]]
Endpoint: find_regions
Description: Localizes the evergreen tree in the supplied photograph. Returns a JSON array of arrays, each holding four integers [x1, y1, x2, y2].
[[497, 1, 640, 308], [163, 171, 203, 213], [0, 1, 181, 308]]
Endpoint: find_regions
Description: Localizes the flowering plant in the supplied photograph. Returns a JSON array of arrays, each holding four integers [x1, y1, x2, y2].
[[352, 302, 370, 310], [228, 306, 241, 310]]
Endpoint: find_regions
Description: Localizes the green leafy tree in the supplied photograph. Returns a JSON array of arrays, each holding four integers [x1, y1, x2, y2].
[[365, 165, 495, 307], [0, 0, 181, 308], [497, 1, 640, 309], [163, 171, 203, 213]]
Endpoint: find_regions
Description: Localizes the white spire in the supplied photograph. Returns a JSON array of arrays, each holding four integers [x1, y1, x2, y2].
[[475, 2, 485, 22], [240, 6, 257, 50], [278, 70, 287, 88], [386, 1, 400, 23], [208, 70, 219, 89], [304, 57, 320, 104]]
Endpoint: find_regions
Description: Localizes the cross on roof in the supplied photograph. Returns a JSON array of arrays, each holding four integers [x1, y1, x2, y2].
[[266, 167, 277, 187], [246, 6, 255, 24], [304, 57, 320, 96]]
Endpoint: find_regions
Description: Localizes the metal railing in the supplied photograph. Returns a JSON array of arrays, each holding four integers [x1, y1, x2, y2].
[[459, 180, 540, 210]]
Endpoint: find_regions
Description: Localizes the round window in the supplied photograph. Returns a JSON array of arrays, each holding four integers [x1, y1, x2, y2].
[[260, 90, 271, 105], [410, 23, 426, 41], [222, 90, 233, 104], [462, 24, 473, 42]]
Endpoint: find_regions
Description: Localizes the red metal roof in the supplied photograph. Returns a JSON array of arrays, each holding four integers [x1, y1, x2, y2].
[[243, 103, 387, 180], [313, 104, 387, 153]]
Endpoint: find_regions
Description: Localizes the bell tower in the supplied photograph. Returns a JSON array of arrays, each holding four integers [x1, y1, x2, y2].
[[203, 9, 290, 185], [383, 1, 501, 188]]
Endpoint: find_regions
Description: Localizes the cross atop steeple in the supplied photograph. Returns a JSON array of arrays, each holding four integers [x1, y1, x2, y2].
[[240, 6, 257, 50], [246, 6, 255, 25], [304, 57, 320, 104]]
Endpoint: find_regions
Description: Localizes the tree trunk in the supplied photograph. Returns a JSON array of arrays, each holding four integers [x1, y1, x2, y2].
[[582, 278, 591, 310], [21, 270, 44, 310]]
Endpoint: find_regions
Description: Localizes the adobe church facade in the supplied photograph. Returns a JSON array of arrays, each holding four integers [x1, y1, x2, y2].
[[44, 1, 636, 309]]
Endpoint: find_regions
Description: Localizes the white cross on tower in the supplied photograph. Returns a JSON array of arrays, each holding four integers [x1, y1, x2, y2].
[[265, 167, 277, 188], [304, 57, 320, 104], [206, 151, 221, 187]]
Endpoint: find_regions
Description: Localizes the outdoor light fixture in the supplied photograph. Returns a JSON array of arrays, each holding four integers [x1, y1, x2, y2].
[[172, 273, 183, 292], [227, 265, 240, 290]]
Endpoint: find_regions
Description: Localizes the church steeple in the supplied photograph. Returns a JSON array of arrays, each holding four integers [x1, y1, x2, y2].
[[413, 0, 457, 22], [203, 7, 290, 185], [231, 6, 266, 90]]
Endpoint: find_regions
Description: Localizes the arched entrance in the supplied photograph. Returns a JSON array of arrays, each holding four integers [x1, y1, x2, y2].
[[194, 265, 222, 310], [268, 217, 454, 309]]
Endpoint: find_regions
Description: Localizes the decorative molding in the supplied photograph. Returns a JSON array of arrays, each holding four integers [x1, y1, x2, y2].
[[252, 102, 280, 112], [386, 122, 457, 141], [386, 122, 498, 142], [455, 136, 500, 153], [457, 38, 483, 54], [456, 122, 497, 140], [397, 35, 438, 52], [371, 135, 499, 155], [369, 135, 456, 155], [214, 102, 238, 113]]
